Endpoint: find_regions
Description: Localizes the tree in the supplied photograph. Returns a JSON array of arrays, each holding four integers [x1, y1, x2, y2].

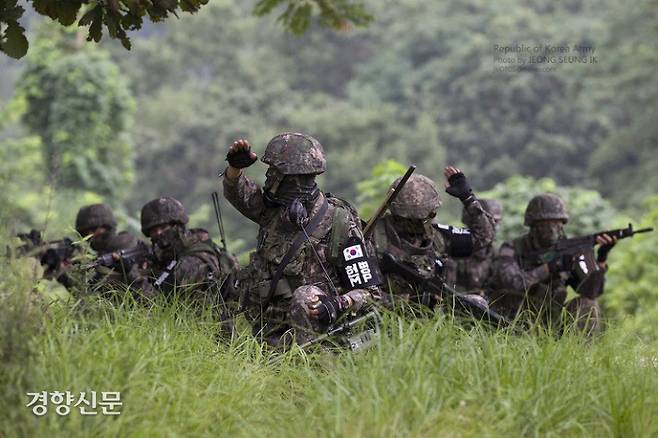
[[586, 0, 658, 210], [0, 0, 371, 59], [19, 35, 135, 200], [347, 0, 611, 189]]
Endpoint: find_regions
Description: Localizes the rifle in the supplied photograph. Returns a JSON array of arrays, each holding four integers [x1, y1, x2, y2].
[[380, 252, 511, 327], [525, 223, 654, 266], [363, 165, 416, 239], [298, 310, 382, 350], [87, 241, 154, 270], [39, 238, 76, 272]]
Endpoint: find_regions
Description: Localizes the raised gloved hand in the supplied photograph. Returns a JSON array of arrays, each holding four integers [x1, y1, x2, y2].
[[226, 139, 258, 169], [547, 253, 575, 274], [444, 166, 474, 203]]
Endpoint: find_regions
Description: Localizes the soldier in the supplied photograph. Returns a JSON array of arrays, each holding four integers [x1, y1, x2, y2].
[[127, 197, 238, 305], [489, 193, 616, 334], [370, 168, 496, 311], [223, 133, 382, 346], [75, 204, 138, 254], [75, 203, 141, 289], [450, 199, 503, 294]]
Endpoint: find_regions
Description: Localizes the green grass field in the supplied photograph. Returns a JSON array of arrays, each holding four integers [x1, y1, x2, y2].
[[2, 259, 658, 437]]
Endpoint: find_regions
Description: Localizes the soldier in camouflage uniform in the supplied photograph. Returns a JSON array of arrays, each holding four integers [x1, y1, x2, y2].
[[76, 204, 138, 255], [75, 204, 141, 289], [127, 197, 239, 304], [370, 168, 496, 311], [447, 199, 503, 294], [489, 193, 616, 334], [223, 133, 382, 345]]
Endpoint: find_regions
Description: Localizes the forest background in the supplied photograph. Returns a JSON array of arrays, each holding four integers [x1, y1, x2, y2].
[[1, 0, 658, 435]]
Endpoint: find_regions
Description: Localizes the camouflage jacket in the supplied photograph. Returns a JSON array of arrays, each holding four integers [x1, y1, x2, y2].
[[224, 174, 380, 330], [89, 231, 142, 288], [448, 244, 497, 293], [371, 199, 495, 298], [129, 229, 236, 301], [489, 233, 578, 318]]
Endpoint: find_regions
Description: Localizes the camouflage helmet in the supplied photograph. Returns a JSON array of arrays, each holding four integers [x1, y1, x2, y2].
[[389, 174, 441, 219], [462, 199, 503, 225], [140, 197, 189, 234], [261, 132, 326, 175], [524, 193, 569, 226], [75, 204, 117, 234]]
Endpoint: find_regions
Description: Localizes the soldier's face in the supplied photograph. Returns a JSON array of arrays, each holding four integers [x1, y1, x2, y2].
[[80, 226, 109, 239], [149, 223, 183, 260], [148, 223, 173, 239], [264, 167, 284, 193], [533, 220, 564, 247]]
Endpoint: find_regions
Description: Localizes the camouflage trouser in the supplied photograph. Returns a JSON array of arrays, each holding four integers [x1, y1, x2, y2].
[[565, 296, 601, 336], [247, 297, 294, 347]]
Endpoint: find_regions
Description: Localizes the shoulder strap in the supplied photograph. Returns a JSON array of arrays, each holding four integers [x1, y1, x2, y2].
[[266, 196, 329, 303]]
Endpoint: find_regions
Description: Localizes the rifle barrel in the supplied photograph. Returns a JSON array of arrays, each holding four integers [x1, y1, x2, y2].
[[363, 165, 416, 238]]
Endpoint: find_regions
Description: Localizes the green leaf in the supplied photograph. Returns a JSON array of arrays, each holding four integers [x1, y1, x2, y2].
[[78, 6, 98, 26], [56, 1, 83, 25], [88, 13, 103, 42], [253, 0, 286, 16], [0, 22, 29, 59], [32, 0, 59, 19], [1, 3, 25, 21]]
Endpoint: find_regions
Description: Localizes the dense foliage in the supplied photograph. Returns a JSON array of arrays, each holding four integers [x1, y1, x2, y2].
[[0, 0, 371, 58], [19, 39, 135, 199]]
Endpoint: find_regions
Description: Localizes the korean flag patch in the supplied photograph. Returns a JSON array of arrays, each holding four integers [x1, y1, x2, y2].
[[343, 244, 364, 261]]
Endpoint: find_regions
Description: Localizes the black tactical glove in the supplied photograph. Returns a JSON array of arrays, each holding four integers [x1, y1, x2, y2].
[[597, 243, 615, 263], [445, 172, 474, 204], [226, 147, 257, 169], [547, 254, 575, 274], [315, 295, 351, 328]]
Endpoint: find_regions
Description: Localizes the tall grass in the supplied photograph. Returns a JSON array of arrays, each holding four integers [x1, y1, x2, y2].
[[2, 275, 657, 437]]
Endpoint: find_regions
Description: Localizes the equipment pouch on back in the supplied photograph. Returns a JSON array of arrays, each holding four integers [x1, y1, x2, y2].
[[337, 236, 382, 289], [435, 224, 473, 257]]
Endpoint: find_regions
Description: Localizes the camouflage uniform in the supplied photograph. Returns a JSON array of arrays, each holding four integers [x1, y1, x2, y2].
[[449, 199, 503, 294], [76, 203, 140, 290], [489, 193, 601, 333], [223, 133, 380, 345], [371, 173, 495, 308], [128, 197, 239, 304]]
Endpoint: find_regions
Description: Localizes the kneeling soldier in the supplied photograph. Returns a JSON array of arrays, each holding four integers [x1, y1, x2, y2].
[[223, 133, 382, 346]]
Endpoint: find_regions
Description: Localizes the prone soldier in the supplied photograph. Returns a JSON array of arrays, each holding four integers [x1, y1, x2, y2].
[[223, 133, 382, 346]]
